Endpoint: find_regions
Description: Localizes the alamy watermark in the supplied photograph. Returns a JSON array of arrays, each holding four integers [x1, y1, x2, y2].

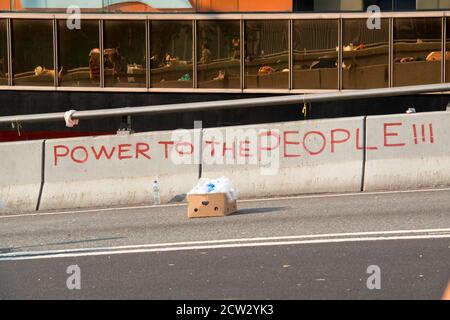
[[66, 265, 81, 290], [367, 5, 381, 30], [66, 5, 81, 30], [366, 265, 381, 290], [170, 121, 281, 176]]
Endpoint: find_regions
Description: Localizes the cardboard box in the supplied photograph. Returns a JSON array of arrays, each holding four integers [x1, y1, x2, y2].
[[187, 193, 237, 219]]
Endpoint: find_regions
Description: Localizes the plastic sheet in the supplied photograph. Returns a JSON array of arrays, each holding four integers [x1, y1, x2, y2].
[[64, 110, 79, 128], [188, 177, 238, 202]]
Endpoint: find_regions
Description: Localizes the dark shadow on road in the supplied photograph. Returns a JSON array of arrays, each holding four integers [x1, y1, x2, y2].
[[169, 193, 187, 203], [0, 236, 126, 254], [0, 248, 13, 254], [234, 207, 290, 216]]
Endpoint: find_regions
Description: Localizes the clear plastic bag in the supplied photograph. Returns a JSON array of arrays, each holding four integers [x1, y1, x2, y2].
[[188, 177, 238, 202]]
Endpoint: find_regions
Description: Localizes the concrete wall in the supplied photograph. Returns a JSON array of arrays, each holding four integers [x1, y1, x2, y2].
[[364, 111, 450, 191], [39, 130, 201, 210], [201, 117, 365, 198], [0, 140, 43, 213], [1, 111, 450, 214]]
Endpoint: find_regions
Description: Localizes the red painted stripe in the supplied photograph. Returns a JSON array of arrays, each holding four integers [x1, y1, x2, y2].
[[412, 124, 418, 145], [429, 124, 435, 144], [421, 125, 426, 143]]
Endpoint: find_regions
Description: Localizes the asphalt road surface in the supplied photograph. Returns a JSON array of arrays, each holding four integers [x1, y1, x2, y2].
[[0, 188, 450, 300]]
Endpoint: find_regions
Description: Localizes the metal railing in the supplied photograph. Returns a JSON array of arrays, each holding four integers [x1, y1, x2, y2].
[[0, 83, 449, 125]]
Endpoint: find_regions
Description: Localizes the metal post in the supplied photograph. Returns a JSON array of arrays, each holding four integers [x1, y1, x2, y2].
[[193, 19, 197, 89], [288, 19, 293, 91], [100, 19, 104, 88], [338, 18, 343, 91], [442, 16, 446, 83], [6, 18, 12, 86], [53, 19, 58, 88], [240, 18, 245, 90], [389, 17, 394, 88], [146, 19, 150, 89]]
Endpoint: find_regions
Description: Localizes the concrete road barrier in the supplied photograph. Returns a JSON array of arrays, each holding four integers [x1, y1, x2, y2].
[[0, 140, 43, 214], [201, 117, 365, 198], [3, 111, 449, 214], [39, 130, 201, 211], [364, 111, 450, 191]]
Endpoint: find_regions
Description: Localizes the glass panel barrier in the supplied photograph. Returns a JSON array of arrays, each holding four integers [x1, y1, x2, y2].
[[293, 19, 338, 90], [244, 20, 289, 89], [0, 19, 8, 85], [342, 18, 389, 89], [58, 20, 100, 87], [197, 20, 240, 89], [150, 20, 193, 88], [394, 17, 442, 86], [104, 20, 146, 88], [12, 19, 54, 86]]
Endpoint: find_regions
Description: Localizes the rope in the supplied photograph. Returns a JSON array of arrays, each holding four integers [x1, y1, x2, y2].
[[11, 121, 22, 137], [302, 95, 310, 120]]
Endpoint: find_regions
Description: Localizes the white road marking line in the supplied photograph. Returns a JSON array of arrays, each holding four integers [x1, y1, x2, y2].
[[1, 187, 450, 219], [239, 187, 450, 203], [0, 203, 186, 219], [1, 229, 450, 261], [1, 234, 449, 261], [1, 227, 450, 257]]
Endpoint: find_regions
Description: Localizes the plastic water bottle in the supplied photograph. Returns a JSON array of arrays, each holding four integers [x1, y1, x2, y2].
[[152, 180, 161, 205]]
